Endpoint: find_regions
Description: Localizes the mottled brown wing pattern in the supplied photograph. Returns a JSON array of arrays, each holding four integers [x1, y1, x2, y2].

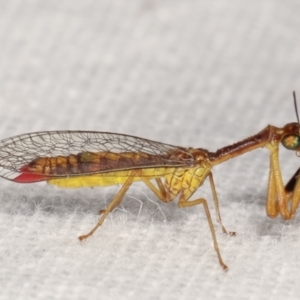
[[0, 131, 194, 181]]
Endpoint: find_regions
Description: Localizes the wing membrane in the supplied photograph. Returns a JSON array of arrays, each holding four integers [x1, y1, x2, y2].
[[0, 131, 194, 181]]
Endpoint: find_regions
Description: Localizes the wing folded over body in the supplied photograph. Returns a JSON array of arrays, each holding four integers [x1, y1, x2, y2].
[[0, 131, 195, 183]]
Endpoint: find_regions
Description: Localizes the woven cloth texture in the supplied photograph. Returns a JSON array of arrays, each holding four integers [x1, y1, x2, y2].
[[1, 1, 300, 300]]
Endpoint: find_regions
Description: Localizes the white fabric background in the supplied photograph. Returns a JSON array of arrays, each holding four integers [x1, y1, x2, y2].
[[1, 1, 300, 299]]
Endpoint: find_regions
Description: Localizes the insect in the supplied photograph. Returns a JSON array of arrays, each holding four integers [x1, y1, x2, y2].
[[1, 93, 300, 271]]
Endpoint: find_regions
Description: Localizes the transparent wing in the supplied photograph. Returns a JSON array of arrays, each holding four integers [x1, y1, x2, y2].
[[0, 131, 195, 181]]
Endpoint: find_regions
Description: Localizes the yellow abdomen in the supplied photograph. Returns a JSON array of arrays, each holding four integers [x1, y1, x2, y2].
[[47, 167, 176, 188]]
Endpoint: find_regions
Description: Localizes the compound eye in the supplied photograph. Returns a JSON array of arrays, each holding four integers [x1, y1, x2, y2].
[[282, 134, 300, 150]]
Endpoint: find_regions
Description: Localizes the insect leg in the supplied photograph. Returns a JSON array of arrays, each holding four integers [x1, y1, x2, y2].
[[155, 178, 167, 199], [284, 167, 300, 194], [79, 172, 136, 241], [141, 177, 169, 201], [141, 177, 175, 203], [144, 174, 233, 234], [266, 155, 279, 218], [178, 196, 228, 271], [266, 143, 288, 219], [285, 167, 300, 218], [142, 175, 228, 270], [208, 172, 235, 236]]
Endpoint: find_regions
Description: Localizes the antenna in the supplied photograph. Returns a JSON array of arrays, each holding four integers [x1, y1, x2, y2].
[[293, 91, 300, 124]]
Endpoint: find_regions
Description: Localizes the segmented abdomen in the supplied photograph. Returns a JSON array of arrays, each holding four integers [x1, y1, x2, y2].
[[23, 151, 167, 175]]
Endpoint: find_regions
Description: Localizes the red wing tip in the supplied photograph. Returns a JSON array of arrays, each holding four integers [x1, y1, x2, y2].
[[13, 169, 48, 183]]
